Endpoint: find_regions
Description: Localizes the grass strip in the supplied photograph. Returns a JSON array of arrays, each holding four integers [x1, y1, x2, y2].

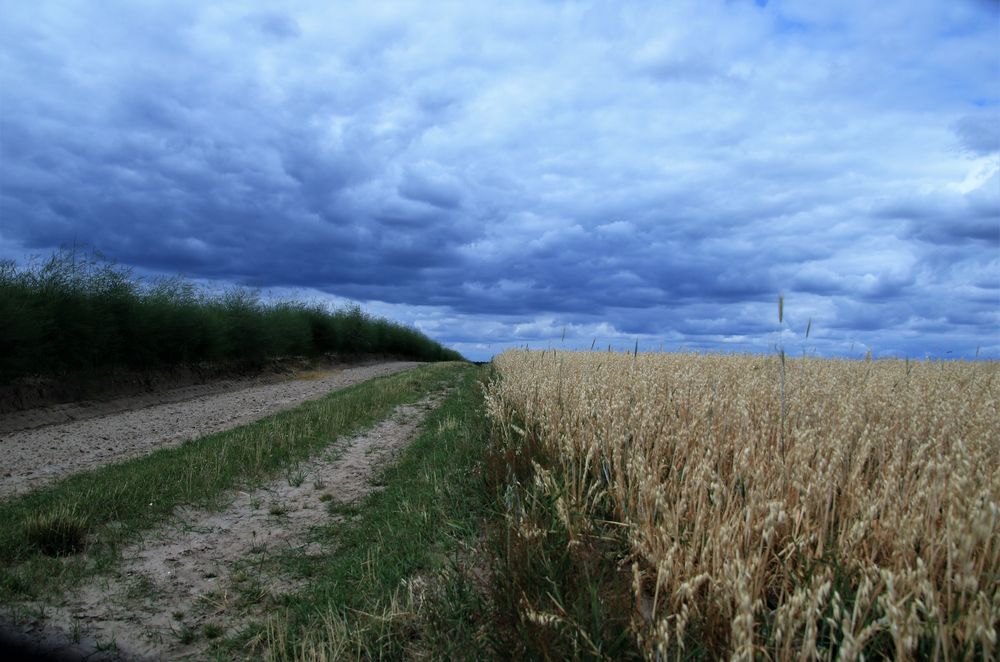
[[0, 362, 467, 603], [257, 364, 494, 660]]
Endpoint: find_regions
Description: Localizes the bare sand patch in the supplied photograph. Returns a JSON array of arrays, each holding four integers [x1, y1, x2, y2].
[[0, 361, 420, 500], [2, 397, 438, 661]]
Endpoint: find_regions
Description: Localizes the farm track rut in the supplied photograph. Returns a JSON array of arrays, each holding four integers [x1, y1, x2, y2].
[[0, 361, 421, 500], [1, 396, 440, 660]]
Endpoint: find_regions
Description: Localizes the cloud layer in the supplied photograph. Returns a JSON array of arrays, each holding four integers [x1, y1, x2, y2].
[[2, 0, 998, 360]]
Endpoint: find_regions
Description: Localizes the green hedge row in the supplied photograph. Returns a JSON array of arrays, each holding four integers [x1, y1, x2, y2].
[[0, 250, 463, 382]]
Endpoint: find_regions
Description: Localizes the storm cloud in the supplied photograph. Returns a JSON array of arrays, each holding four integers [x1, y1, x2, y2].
[[1, 1, 997, 360]]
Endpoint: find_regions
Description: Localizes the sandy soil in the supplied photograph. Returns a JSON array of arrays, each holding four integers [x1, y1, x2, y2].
[[1, 397, 439, 661], [0, 361, 420, 501]]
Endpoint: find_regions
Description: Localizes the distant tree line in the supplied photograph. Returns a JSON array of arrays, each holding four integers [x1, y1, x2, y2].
[[0, 249, 463, 382]]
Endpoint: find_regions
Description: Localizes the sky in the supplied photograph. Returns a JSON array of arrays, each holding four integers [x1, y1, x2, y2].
[[1, 1, 998, 361]]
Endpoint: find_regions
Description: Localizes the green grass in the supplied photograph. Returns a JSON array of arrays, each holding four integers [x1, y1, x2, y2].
[[252, 365, 495, 660], [479, 410, 640, 660], [0, 247, 462, 384], [21, 505, 90, 557], [0, 362, 467, 602], [1, 361, 519, 659], [203, 623, 224, 640]]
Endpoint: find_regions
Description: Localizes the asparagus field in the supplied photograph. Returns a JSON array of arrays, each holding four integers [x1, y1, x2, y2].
[[0, 249, 461, 385], [484, 350, 999, 659]]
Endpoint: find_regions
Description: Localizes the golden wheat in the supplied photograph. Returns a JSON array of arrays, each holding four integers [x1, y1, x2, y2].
[[485, 350, 999, 660]]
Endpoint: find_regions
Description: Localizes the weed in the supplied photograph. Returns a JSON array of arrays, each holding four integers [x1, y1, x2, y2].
[[436, 416, 458, 433], [176, 624, 198, 645], [287, 470, 306, 488], [124, 574, 157, 600], [22, 505, 89, 556], [203, 623, 224, 639], [324, 500, 357, 518], [235, 580, 269, 608]]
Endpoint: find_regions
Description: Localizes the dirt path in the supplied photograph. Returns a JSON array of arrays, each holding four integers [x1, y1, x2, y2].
[[1, 397, 439, 661], [0, 361, 421, 500]]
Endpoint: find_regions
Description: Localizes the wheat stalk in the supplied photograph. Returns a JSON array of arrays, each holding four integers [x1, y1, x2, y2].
[[485, 349, 1000, 659]]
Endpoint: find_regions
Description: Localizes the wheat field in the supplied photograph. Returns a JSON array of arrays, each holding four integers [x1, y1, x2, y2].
[[485, 350, 999, 660]]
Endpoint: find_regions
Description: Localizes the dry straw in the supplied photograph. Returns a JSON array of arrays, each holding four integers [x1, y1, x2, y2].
[[486, 349, 999, 659]]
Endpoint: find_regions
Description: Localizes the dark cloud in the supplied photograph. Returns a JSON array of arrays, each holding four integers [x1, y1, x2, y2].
[[954, 115, 1000, 156], [878, 172, 1000, 245], [398, 164, 465, 210], [1, 1, 998, 361], [251, 12, 301, 40]]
